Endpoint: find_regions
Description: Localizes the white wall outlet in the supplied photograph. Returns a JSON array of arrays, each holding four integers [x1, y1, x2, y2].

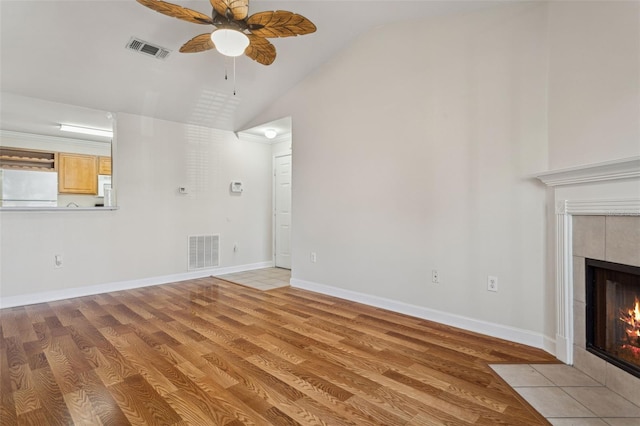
[[54, 254, 63, 268], [488, 275, 498, 292], [310, 252, 317, 263], [432, 269, 439, 283], [178, 186, 188, 194], [233, 243, 238, 252]]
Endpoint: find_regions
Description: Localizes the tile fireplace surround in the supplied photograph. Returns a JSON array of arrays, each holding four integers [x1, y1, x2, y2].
[[536, 156, 640, 407], [572, 215, 640, 406]]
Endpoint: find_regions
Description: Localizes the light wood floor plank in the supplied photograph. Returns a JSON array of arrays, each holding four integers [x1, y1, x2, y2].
[[1, 277, 555, 425]]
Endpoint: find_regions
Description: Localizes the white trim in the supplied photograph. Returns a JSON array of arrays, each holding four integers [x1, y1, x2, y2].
[[0, 206, 119, 212], [555, 335, 571, 364], [0, 261, 273, 309], [291, 278, 549, 351], [237, 132, 291, 145], [543, 335, 556, 355], [533, 156, 640, 187], [273, 153, 292, 269], [215, 261, 274, 275], [536, 156, 640, 363], [0, 129, 111, 148], [565, 199, 640, 216], [271, 155, 277, 266], [552, 198, 639, 364], [555, 204, 574, 363]]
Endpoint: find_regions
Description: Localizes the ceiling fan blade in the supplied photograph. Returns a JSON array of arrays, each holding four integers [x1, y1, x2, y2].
[[210, 0, 248, 21], [137, 0, 213, 25], [245, 35, 276, 66], [179, 33, 215, 53], [247, 11, 316, 38]]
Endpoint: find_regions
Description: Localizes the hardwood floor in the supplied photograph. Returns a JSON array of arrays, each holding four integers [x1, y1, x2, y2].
[[1, 277, 557, 425]]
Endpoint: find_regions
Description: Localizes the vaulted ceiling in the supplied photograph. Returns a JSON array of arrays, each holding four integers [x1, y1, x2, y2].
[[0, 1, 500, 134]]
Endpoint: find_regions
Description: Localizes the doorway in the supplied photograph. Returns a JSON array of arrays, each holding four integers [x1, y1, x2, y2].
[[274, 154, 292, 269], [236, 117, 292, 270]]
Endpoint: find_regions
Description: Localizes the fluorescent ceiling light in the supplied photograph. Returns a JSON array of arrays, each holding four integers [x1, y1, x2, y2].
[[264, 129, 277, 139], [60, 124, 113, 138]]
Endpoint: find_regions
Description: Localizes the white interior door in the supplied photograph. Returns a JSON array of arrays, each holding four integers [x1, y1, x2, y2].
[[274, 154, 292, 269]]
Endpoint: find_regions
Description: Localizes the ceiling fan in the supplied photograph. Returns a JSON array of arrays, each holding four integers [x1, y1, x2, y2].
[[136, 0, 317, 65]]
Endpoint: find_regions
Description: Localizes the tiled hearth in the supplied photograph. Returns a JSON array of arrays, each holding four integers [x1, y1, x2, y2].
[[491, 363, 640, 424], [572, 215, 640, 407]]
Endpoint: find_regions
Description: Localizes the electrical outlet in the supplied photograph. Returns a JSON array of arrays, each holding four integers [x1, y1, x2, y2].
[[310, 252, 317, 263], [54, 254, 63, 268], [488, 276, 498, 292], [233, 243, 238, 252], [432, 269, 439, 284]]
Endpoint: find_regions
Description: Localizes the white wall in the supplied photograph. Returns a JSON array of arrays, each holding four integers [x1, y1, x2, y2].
[[0, 112, 273, 301], [542, 1, 640, 347], [250, 2, 550, 338], [548, 1, 640, 169]]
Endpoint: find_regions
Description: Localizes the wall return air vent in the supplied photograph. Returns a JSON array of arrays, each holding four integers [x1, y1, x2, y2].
[[126, 37, 171, 60], [188, 235, 220, 270]]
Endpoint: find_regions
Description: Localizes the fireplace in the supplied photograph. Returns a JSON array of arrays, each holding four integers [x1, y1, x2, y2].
[[586, 258, 640, 379], [534, 157, 640, 405]]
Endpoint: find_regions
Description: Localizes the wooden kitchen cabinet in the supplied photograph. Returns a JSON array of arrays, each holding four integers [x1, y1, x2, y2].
[[58, 153, 97, 194], [98, 156, 112, 175]]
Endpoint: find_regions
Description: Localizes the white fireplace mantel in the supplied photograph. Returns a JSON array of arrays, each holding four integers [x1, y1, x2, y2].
[[535, 156, 640, 187], [535, 156, 640, 364]]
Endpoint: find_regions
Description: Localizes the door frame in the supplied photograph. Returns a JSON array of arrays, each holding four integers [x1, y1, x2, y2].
[[272, 153, 292, 269]]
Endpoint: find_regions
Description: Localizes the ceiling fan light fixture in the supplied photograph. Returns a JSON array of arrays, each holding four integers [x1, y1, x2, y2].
[[211, 29, 250, 57], [264, 129, 277, 139]]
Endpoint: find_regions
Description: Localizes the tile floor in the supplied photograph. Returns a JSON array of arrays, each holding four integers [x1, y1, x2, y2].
[[216, 267, 291, 291], [491, 364, 640, 425]]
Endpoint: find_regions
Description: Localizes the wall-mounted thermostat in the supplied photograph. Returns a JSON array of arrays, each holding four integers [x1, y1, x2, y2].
[[230, 181, 243, 193]]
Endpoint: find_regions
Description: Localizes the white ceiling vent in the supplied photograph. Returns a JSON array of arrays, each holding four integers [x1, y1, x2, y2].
[[188, 235, 220, 270], [126, 37, 171, 60]]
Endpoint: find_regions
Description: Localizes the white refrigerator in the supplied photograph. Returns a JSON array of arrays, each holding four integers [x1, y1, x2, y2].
[[0, 169, 58, 207]]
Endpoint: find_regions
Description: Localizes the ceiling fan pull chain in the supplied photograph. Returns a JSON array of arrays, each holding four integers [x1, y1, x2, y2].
[[224, 56, 228, 81], [233, 57, 237, 96]]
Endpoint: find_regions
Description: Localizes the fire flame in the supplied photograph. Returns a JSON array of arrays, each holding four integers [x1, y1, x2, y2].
[[620, 297, 640, 344]]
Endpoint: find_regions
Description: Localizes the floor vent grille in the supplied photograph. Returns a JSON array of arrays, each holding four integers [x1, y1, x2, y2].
[[188, 235, 220, 270], [126, 37, 171, 60]]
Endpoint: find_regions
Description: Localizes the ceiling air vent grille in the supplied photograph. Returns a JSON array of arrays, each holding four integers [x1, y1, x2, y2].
[[188, 235, 220, 270], [126, 37, 171, 60]]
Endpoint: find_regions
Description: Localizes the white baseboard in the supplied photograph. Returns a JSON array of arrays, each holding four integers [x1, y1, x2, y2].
[[0, 261, 274, 309], [543, 335, 557, 358], [291, 278, 555, 354], [213, 261, 274, 276], [555, 334, 572, 364]]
